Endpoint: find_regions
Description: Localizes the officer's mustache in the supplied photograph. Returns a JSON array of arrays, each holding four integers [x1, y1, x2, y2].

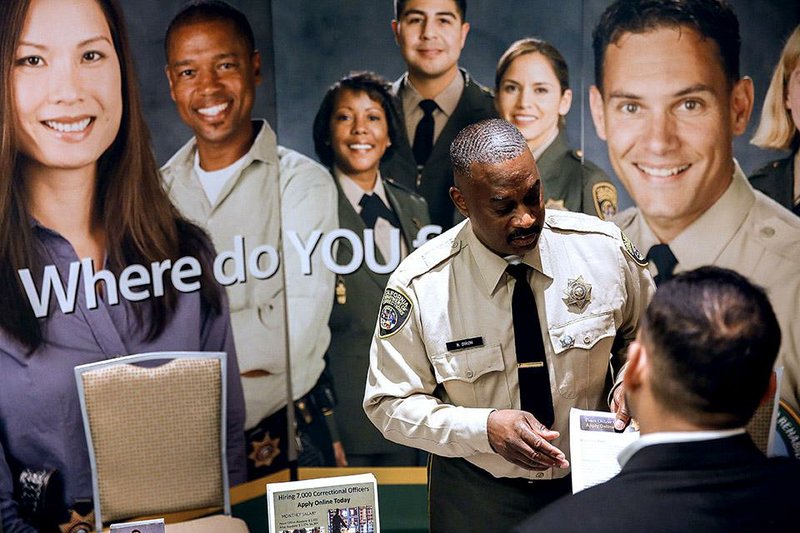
[[507, 227, 540, 242]]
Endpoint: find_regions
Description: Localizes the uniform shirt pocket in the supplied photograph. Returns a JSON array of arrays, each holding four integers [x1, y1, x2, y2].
[[548, 312, 616, 399], [430, 344, 511, 408]]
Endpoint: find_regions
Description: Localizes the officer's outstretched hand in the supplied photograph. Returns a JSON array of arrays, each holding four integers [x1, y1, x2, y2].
[[487, 409, 570, 470], [610, 384, 631, 432]]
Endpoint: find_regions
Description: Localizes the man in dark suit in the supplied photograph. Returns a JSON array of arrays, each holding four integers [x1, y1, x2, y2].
[[514, 266, 800, 533], [380, 0, 496, 230]]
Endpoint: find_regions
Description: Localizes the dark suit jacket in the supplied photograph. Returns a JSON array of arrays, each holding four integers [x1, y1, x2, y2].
[[536, 129, 616, 219], [513, 434, 800, 533], [380, 68, 496, 230], [749, 151, 797, 213], [327, 177, 430, 456]]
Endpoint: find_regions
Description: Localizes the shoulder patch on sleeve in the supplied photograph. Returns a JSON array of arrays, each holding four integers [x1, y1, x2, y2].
[[592, 182, 618, 220], [621, 232, 648, 267], [379, 288, 413, 338]]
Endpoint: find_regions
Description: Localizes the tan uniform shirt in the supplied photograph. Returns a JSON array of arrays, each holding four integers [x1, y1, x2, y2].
[[161, 120, 337, 428], [364, 211, 654, 480], [613, 164, 800, 414]]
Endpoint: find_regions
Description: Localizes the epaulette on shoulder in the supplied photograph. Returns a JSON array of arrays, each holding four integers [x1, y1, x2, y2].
[[384, 176, 423, 198], [567, 148, 584, 162], [752, 209, 800, 261], [566, 149, 607, 176], [393, 228, 464, 284], [751, 159, 782, 178], [543, 210, 619, 239], [479, 84, 495, 98], [545, 211, 648, 267]]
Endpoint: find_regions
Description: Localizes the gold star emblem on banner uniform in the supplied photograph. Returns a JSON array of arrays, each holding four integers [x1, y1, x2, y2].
[[59, 509, 94, 533], [562, 276, 592, 311], [249, 432, 281, 468]]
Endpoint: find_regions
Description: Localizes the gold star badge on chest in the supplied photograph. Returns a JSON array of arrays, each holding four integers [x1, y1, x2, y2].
[[249, 432, 282, 468], [562, 275, 592, 312]]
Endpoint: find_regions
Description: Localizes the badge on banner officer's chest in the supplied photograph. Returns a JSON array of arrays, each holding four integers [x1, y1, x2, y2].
[[335, 276, 346, 305]]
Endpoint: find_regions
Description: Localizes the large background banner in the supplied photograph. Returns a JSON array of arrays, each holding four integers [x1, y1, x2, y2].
[[116, 0, 800, 468], [125, 0, 799, 206]]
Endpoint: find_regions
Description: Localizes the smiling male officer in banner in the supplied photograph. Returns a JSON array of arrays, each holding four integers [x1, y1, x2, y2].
[[160, 0, 338, 476], [589, 0, 800, 453]]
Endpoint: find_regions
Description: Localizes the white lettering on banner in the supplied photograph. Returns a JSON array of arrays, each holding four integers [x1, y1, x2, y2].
[[363, 228, 400, 274], [321, 229, 363, 275], [214, 234, 248, 285], [18, 263, 81, 317], [413, 224, 442, 249], [17, 256, 202, 317], [17, 226, 442, 317], [288, 230, 323, 275], [247, 244, 280, 280], [172, 256, 202, 292]]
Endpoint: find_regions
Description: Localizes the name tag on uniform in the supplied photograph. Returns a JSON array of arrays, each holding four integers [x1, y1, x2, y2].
[[446, 337, 484, 351]]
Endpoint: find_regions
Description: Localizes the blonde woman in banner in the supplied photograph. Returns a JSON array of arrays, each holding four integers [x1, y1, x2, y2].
[[0, 0, 245, 530], [750, 25, 800, 217]]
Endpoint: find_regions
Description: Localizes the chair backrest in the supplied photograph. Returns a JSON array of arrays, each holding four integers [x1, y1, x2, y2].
[[75, 352, 231, 532]]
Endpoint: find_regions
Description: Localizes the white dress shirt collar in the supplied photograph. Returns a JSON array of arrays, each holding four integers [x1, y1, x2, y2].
[[618, 427, 747, 467]]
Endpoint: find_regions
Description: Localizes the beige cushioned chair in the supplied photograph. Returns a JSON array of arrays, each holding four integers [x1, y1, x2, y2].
[[75, 352, 248, 532]]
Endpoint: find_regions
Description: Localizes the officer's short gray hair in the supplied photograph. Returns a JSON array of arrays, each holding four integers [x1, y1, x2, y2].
[[450, 119, 528, 180]]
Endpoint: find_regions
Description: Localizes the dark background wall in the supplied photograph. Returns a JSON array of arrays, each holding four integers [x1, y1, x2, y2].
[[126, 0, 799, 209]]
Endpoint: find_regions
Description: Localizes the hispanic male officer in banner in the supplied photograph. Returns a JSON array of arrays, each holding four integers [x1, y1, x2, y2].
[[364, 119, 654, 533]]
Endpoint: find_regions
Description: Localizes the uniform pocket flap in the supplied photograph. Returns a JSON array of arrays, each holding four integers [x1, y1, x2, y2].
[[549, 312, 615, 355], [431, 344, 504, 384]]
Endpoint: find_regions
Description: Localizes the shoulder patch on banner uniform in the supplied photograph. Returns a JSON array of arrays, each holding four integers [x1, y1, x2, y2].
[[621, 232, 648, 267], [592, 182, 618, 220], [776, 400, 800, 460], [379, 288, 413, 338]]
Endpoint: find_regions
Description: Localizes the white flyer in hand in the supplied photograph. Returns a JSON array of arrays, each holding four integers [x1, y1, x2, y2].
[[569, 408, 640, 494]]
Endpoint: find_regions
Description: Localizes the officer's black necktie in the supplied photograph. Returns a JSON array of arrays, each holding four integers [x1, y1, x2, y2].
[[646, 244, 678, 286], [412, 99, 438, 166], [507, 263, 554, 428], [793, 201, 800, 217], [359, 193, 400, 229]]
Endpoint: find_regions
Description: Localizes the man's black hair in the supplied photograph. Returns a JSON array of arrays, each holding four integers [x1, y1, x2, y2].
[[643, 266, 780, 428], [592, 0, 740, 91], [165, 0, 256, 60], [394, 0, 466, 21]]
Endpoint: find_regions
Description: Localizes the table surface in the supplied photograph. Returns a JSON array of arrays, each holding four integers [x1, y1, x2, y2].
[[141, 467, 429, 532]]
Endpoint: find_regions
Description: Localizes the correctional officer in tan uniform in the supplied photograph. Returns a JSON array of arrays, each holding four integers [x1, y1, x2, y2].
[[364, 119, 654, 532], [590, 0, 800, 449]]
